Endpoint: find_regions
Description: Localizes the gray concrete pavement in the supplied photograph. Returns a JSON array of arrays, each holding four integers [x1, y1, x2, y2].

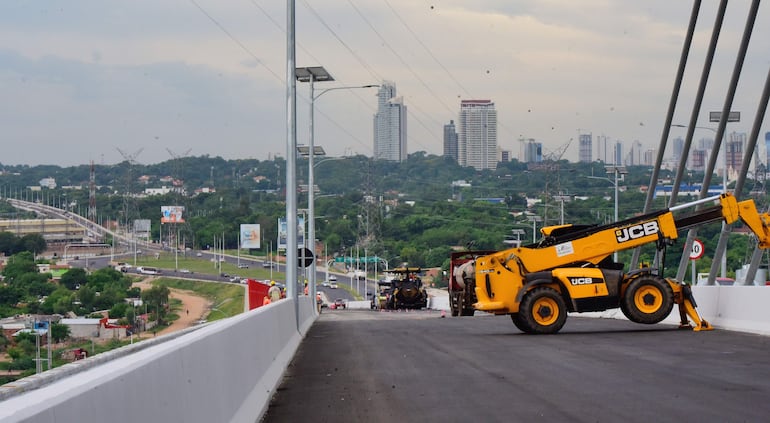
[[263, 310, 770, 422]]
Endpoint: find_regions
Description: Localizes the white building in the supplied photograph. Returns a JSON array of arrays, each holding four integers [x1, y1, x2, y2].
[[39, 177, 57, 189], [458, 100, 497, 170], [373, 82, 407, 162]]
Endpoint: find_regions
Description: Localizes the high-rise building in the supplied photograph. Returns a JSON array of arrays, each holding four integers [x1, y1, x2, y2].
[[727, 131, 746, 176], [523, 139, 542, 163], [458, 100, 497, 170], [579, 133, 592, 163], [373, 82, 407, 162], [672, 136, 684, 166], [764, 132, 770, 177], [443, 120, 458, 162], [614, 141, 623, 166], [627, 140, 643, 166]]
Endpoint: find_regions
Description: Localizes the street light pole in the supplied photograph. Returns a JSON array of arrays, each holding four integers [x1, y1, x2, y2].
[[296, 66, 335, 307], [296, 66, 378, 307], [587, 165, 627, 262]]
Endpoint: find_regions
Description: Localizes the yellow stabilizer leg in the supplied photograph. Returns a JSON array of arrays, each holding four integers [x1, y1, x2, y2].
[[670, 281, 714, 332], [678, 300, 713, 331]]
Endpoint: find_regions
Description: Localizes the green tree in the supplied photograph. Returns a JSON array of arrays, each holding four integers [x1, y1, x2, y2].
[[109, 302, 128, 319], [142, 285, 170, 324], [0, 232, 17, 255], [60, 268, 87, 290], [1, 251, 36, 281], [18, 233, 46, 256], [50, 322, 71, 343]]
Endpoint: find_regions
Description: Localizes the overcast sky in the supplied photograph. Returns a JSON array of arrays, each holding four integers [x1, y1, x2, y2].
[[1, 1, 768, 167]]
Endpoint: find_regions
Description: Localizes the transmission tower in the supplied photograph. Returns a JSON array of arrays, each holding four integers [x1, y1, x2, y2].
[[88, 160, 96, 222], [166, 148, 192, 196], [116, 147, 144, 233], [539, 138, 572, 226], [166, 148, 192, 252]]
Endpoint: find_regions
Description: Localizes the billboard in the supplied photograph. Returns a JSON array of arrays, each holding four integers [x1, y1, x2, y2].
[[161, 206, 185, 223], [134, 219, 151, 233], [277, 217, 305, 250], [240, 224, 261, 249]]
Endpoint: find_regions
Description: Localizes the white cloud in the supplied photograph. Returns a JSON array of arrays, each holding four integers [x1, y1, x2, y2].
[[0, 0, 767, 166]]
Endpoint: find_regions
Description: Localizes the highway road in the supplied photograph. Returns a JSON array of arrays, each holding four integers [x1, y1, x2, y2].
[[263, 310, 770, 422]]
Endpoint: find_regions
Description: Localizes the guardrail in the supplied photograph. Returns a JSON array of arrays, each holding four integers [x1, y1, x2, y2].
[[0, 296, 317, 423]]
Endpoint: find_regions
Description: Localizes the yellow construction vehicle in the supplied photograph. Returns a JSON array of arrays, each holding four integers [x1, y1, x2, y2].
[[466, 193, 770, 334]]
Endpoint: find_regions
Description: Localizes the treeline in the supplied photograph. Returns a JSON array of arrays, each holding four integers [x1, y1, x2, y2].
[[0, 233, 46, 256], [2, 152, 765, 276]]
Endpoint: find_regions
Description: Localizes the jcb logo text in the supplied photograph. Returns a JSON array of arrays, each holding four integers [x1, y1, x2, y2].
[[615, 221, 659, 243]]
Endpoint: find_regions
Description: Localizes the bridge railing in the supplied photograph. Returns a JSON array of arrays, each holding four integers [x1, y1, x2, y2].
[[0, 296, 317, 423]]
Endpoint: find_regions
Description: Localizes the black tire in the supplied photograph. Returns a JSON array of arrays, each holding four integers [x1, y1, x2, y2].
[[621, 275, 674, 324], [518, 287, 568, 334], [450, 292, 460, 316], [510, 313, 530, 332]]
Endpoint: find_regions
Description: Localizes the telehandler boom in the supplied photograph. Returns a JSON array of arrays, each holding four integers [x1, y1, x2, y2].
[[454, 193, 770, 334]]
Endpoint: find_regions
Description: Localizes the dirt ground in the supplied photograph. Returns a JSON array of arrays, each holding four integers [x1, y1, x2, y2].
[[133, 278, 211, 337]]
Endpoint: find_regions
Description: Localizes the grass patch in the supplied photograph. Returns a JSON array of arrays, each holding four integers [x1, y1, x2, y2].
[[152, 277, 245, 321], [128, 253, 285, 281]]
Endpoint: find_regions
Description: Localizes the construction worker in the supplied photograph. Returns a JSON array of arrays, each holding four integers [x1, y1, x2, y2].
[[268, 281, 281, 302], [303, 281, 309, 296]]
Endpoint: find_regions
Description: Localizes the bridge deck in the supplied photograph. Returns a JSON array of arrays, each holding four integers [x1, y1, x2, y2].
[[264, 309, 770, 422]]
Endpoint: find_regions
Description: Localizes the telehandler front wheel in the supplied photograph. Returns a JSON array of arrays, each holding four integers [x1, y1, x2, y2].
[[518, 287, 567, 334], [510, 313, 528, 332], [621, 275, 674, 324]]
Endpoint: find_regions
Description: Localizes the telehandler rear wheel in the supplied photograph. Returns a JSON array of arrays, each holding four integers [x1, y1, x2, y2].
[[621, 275, 674, 324], [518, 287, 567, 334]]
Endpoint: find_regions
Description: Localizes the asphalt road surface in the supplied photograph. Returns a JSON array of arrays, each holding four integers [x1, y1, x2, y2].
[[263, 310, 770, 423]]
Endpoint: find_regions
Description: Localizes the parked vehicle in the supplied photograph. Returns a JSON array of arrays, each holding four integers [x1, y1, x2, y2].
[[458, 193, 770, 334]]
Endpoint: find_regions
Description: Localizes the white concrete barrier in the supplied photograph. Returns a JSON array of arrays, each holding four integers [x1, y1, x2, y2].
[[582, 286, 770, 336], [0, 296, 317, 423], [346, 300, 371, 309], [428, 295, 450, 310]]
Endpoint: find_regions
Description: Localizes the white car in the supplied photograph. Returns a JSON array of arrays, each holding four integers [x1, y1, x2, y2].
[[328, 274, 338, 281], [329, 282, 338, 289]]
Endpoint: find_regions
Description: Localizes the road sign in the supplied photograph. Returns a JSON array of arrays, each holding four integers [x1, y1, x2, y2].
[[333, 256, 380, 263], [298, 248, 314, 268], [689, 239, 704, 260]]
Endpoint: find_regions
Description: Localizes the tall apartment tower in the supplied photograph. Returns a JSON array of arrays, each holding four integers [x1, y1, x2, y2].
[[523, 139, 542, 163], [727, 131, 747, 176], [579, 133, 592, 163], [458, 100, 497, 170], [373, 82, 407, 162], [443, 120, 459, 162], [765, 131, 770, 170]]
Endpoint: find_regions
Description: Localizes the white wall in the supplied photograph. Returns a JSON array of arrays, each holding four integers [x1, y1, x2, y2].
[[583, 286, 770, 336], [0, 296, 317, 423]]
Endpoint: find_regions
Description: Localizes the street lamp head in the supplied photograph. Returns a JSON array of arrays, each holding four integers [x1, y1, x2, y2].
[[295, 66, 334, 83]]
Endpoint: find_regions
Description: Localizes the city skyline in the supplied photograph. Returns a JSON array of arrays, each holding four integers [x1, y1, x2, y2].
[[1, 1, 768, 167]]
